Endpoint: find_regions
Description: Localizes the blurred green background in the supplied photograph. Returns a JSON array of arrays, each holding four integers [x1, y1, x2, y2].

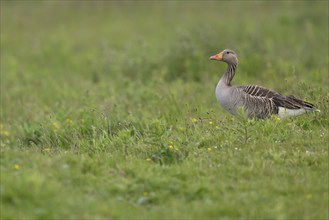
[[1, 1, 328, 219], [1, 1, 327, 121]]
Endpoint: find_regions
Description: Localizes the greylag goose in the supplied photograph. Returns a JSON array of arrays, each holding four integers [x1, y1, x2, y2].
[[210, 49, 318, 119]]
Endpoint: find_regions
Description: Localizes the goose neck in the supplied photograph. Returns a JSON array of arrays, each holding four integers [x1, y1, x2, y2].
[[221, 63, 237, 86]]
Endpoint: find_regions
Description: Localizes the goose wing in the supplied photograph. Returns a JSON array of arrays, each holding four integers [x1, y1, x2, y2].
[[237, 85, 315, 110], [238, 85, 280, 98]]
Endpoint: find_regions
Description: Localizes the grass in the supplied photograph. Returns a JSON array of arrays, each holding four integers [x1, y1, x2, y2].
[[1, 1, 328, 219]]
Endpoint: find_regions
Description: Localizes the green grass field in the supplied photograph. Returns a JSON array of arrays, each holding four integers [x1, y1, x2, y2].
[[1, 1, 328, 219]]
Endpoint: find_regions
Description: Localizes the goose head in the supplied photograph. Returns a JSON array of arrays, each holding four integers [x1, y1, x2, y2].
[[210, 49, 238, 64]]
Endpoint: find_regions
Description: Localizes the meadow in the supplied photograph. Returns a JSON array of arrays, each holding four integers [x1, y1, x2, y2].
[[1, 1, 328, 219]]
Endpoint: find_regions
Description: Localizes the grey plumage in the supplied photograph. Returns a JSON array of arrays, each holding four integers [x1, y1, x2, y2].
[[210, 49, 318, 119]]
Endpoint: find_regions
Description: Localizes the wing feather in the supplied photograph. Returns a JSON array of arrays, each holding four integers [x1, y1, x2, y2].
[[237, 85, 315, 110]]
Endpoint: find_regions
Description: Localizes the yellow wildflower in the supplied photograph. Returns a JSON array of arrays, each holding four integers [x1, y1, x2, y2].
[[215, 126, 219, 129], [143, 192, 149, 196], [2, 131, 10, 137], [146, 158, 151, 162], [52, 121, 61, 133], [207, 147, 212, 152], [327, 92, 329, 97], [14, 164, 20, 170], [44, 148, 51, 152], [52, 121, 60, 129], [169, 145, 174, 149], [209, 121, 213, 125], [276, 117, 281, 121], [192, 118, 197, 123], [65, 118, 73, 125], [0, 124, 10, 137]]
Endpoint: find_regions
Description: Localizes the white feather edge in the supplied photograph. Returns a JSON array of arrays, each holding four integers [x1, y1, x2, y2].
[[278, 107, 320, 118]]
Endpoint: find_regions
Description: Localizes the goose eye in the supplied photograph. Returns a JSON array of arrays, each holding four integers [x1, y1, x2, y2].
[[226, 51, 230, 54]]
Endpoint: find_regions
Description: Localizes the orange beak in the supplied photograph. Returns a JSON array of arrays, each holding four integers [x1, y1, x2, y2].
[[210, 52, 223, 61]]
